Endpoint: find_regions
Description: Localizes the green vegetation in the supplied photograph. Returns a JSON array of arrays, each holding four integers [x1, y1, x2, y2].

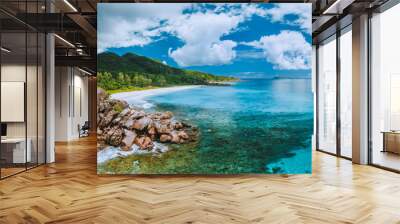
[[106, 86, 158, 95], [97, 52, 238, 92]]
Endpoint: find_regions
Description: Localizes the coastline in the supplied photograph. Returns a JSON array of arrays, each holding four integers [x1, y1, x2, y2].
[[97, 86, 199, 165]]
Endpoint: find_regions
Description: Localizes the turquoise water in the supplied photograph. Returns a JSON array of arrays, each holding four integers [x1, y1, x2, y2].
[[100, 78, 314, 174]]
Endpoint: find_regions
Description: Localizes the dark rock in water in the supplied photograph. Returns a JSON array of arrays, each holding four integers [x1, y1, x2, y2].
[[121, 129, 137, 151], [97, 88, 199, 154]]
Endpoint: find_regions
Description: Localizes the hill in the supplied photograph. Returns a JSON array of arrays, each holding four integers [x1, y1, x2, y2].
[[97, 52, 238, 91]]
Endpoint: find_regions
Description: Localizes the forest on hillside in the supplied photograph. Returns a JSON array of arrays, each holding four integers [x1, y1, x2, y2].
[[97, 52, 237, 91]]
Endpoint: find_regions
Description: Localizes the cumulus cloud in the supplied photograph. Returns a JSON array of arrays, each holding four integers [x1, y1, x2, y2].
[[164, 4, 267, 66], [165, 11, 243, 66], [97, 3, 191, 53], [243, 30, 311, 70], [98, 3, 268, 65], [169, 40, 237, 67], [264, 3, 311, 32], [98, 3, 312, 67]]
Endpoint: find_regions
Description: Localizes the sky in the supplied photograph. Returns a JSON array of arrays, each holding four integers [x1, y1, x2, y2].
[[98, 3, 312, 78]]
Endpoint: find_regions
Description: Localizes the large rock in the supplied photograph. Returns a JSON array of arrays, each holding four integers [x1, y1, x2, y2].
[[106, 127, 123, 146], [148, 126, 157, 135], [135, 136, 153, 150], [99, 110, 118, 129], [111, 116, 122, 125], [120, 108, 131, 117], [130, 111, 146, 119], [170, 131, 181, 143], [133, 117, 152, 131], [121, 129, 137, 151], [160, 134, 172, 143], [174, 122, 184, 129], [154, 122, 173, 134], [178, 131, 189, 140], [123, 118, 135, 129]]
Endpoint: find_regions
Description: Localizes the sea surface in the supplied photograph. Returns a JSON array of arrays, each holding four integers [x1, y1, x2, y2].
[[98, 78, 314, 174]]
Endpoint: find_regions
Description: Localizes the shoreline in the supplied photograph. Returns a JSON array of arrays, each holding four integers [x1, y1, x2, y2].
[[111, 85, 202, 108]]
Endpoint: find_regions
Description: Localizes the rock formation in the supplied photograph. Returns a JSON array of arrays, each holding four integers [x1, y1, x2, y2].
[[97, 88, 198, 152]]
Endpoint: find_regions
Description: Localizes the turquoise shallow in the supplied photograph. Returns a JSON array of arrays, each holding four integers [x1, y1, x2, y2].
[[99, 78, 314, 174]]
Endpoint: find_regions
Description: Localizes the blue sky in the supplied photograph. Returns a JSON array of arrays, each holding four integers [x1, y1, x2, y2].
[[98, 3, 312, 78]]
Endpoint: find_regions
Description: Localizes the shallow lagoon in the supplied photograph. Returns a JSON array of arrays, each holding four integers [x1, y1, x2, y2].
[[98, 78, 314, 174]]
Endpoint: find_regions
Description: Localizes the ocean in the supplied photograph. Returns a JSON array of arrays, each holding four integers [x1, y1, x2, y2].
[[98, 78, 314, 174]]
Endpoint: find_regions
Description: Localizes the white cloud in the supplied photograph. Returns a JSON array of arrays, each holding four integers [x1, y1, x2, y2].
[[97, 3, 191, 53], [162, 60, 167, 65], [264, 3, 311, 32], [169, 40, 237, 67], [98, 3, 268, 65], [165, 11, 243, 66], [164, 4, 271, 66], [98, 3, 312, 68], [244, 30, 311, 70]]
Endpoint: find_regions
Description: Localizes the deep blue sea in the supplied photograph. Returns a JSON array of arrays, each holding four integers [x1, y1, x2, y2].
[[100, 78, 314, 174]]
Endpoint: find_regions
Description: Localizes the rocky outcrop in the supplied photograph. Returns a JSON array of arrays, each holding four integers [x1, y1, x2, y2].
[[97, 88, 198, 152]]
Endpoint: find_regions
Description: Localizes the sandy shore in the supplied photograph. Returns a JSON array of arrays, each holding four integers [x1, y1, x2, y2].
[[111, 85, 201, 109]]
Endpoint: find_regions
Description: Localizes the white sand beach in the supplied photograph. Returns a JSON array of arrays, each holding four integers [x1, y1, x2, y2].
[[111, 85, 201, 109]]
